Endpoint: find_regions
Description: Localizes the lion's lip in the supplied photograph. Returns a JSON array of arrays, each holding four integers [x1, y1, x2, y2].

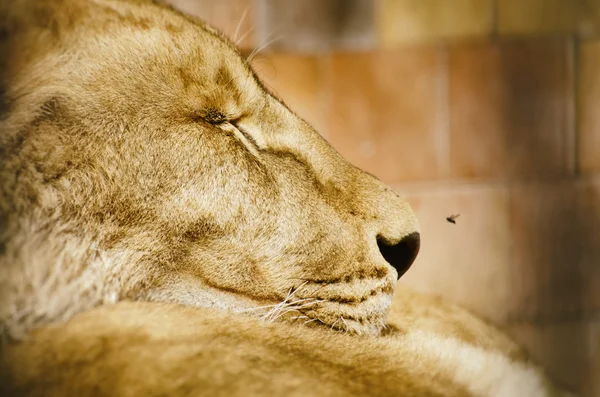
[[248, 277, 395, 335], [298, 292, 393, 317], [291, 277, 396, 304], [287, 286, 395, 336], [294, 304, 391, 336]]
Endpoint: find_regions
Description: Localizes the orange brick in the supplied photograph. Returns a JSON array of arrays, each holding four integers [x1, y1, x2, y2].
[[325, 48, 447, 183], [377, 0, 494, 46], [507, 177, 600, 321], [166, 0, 256, 50], [498, 0, 600, 36], [251, 54, 326, 136], [579, 177, 600, 313], [395, 176, 600, 327], [395, 182, 514, 324], [257, 0, 375, 52], [448, 39, 574, 180], [507, 320, 599, 397], [579, 40, 600, 174]]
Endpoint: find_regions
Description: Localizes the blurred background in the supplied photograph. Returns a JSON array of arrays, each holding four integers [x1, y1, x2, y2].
[[166, 0, 599, 395]]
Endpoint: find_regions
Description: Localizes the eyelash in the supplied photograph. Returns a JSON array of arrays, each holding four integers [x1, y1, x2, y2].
[[230, 121, 259, 148], [203, 109, 227, 124], [199, 109, 259, 149]]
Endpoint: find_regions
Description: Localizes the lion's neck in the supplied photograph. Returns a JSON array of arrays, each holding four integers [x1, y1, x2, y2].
[[0, 215, 132, 341]]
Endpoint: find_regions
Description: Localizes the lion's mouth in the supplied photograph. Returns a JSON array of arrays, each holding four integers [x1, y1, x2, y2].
[[255, 278, 396, 336]]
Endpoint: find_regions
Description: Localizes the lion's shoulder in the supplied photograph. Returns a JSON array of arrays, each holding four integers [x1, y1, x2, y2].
[[389, 287, 527, 360], [0, 301, 566, 397]]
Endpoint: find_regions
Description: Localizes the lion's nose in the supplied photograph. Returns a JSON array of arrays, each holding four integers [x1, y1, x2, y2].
[[377, 232, 420, 279]]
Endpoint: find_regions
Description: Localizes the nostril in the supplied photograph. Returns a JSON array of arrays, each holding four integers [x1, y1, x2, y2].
[[376, 232, 420, 280]]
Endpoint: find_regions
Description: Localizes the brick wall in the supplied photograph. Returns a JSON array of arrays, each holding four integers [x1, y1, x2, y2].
[[166, 1, 600, 395]]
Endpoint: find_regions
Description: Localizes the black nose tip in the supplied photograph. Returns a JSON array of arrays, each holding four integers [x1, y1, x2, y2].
[[377, 232, 420, 279]]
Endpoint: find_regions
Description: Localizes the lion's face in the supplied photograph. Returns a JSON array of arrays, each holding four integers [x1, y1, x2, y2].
[[2, 0, 420, 336]]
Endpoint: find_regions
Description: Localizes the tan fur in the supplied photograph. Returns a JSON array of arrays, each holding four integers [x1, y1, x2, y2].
[[0, 294, 571, 397], [0, 1, 573, 396]]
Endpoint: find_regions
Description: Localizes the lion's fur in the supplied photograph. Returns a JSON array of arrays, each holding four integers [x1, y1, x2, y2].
[[0, 0, 572, 396], [1, 293, 568, 397]]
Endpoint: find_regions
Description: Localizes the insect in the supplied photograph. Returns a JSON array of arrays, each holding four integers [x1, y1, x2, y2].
[[446, 214, 460, 224]]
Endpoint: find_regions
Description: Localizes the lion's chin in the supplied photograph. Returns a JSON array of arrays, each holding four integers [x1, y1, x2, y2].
[[298, 314, 388, 337], [295, 292, 394, 337], [225, 277, 395, 337], [276, 276, 397, 336], [253, 290, 392, 337]]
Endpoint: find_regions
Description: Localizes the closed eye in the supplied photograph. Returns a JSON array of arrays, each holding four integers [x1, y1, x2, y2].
[[231, 120, 259, 149], [197, 110, 264, 151], [213, 119, 264, 155]]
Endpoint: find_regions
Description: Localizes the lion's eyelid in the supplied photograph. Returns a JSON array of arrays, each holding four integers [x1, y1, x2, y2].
[[230, 120, 260, 149]]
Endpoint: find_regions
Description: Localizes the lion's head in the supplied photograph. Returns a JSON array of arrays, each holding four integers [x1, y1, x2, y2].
[[0, 0, 419, 338]]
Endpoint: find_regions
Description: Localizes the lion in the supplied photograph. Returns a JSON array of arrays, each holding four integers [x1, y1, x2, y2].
[[0, 0, 572, 396]]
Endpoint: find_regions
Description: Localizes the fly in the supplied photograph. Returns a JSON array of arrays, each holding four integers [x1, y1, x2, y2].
[[446, 214, 460, 224]]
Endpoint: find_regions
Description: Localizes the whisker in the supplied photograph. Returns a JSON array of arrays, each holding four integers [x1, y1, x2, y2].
[[247, 34, 282, 63], [235, 26, 254, 47], [341, 317, 350, 334], [233, 292, 315, 318], [330, 318, 341, 331], [262, 297, 317, 322], [290, 298, 320, 307], [233, 5, 251, 44], [290, 280, 309, 295], [260, 290, 316, 323], [260, 294, 300, 322], [263, 306, 303, 323], [261, 300, 288, 322], [244, 280, 329, 325], [286, 277, 312, 283], [232, 303, 280, 314], [290, 315, 309, 321]]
